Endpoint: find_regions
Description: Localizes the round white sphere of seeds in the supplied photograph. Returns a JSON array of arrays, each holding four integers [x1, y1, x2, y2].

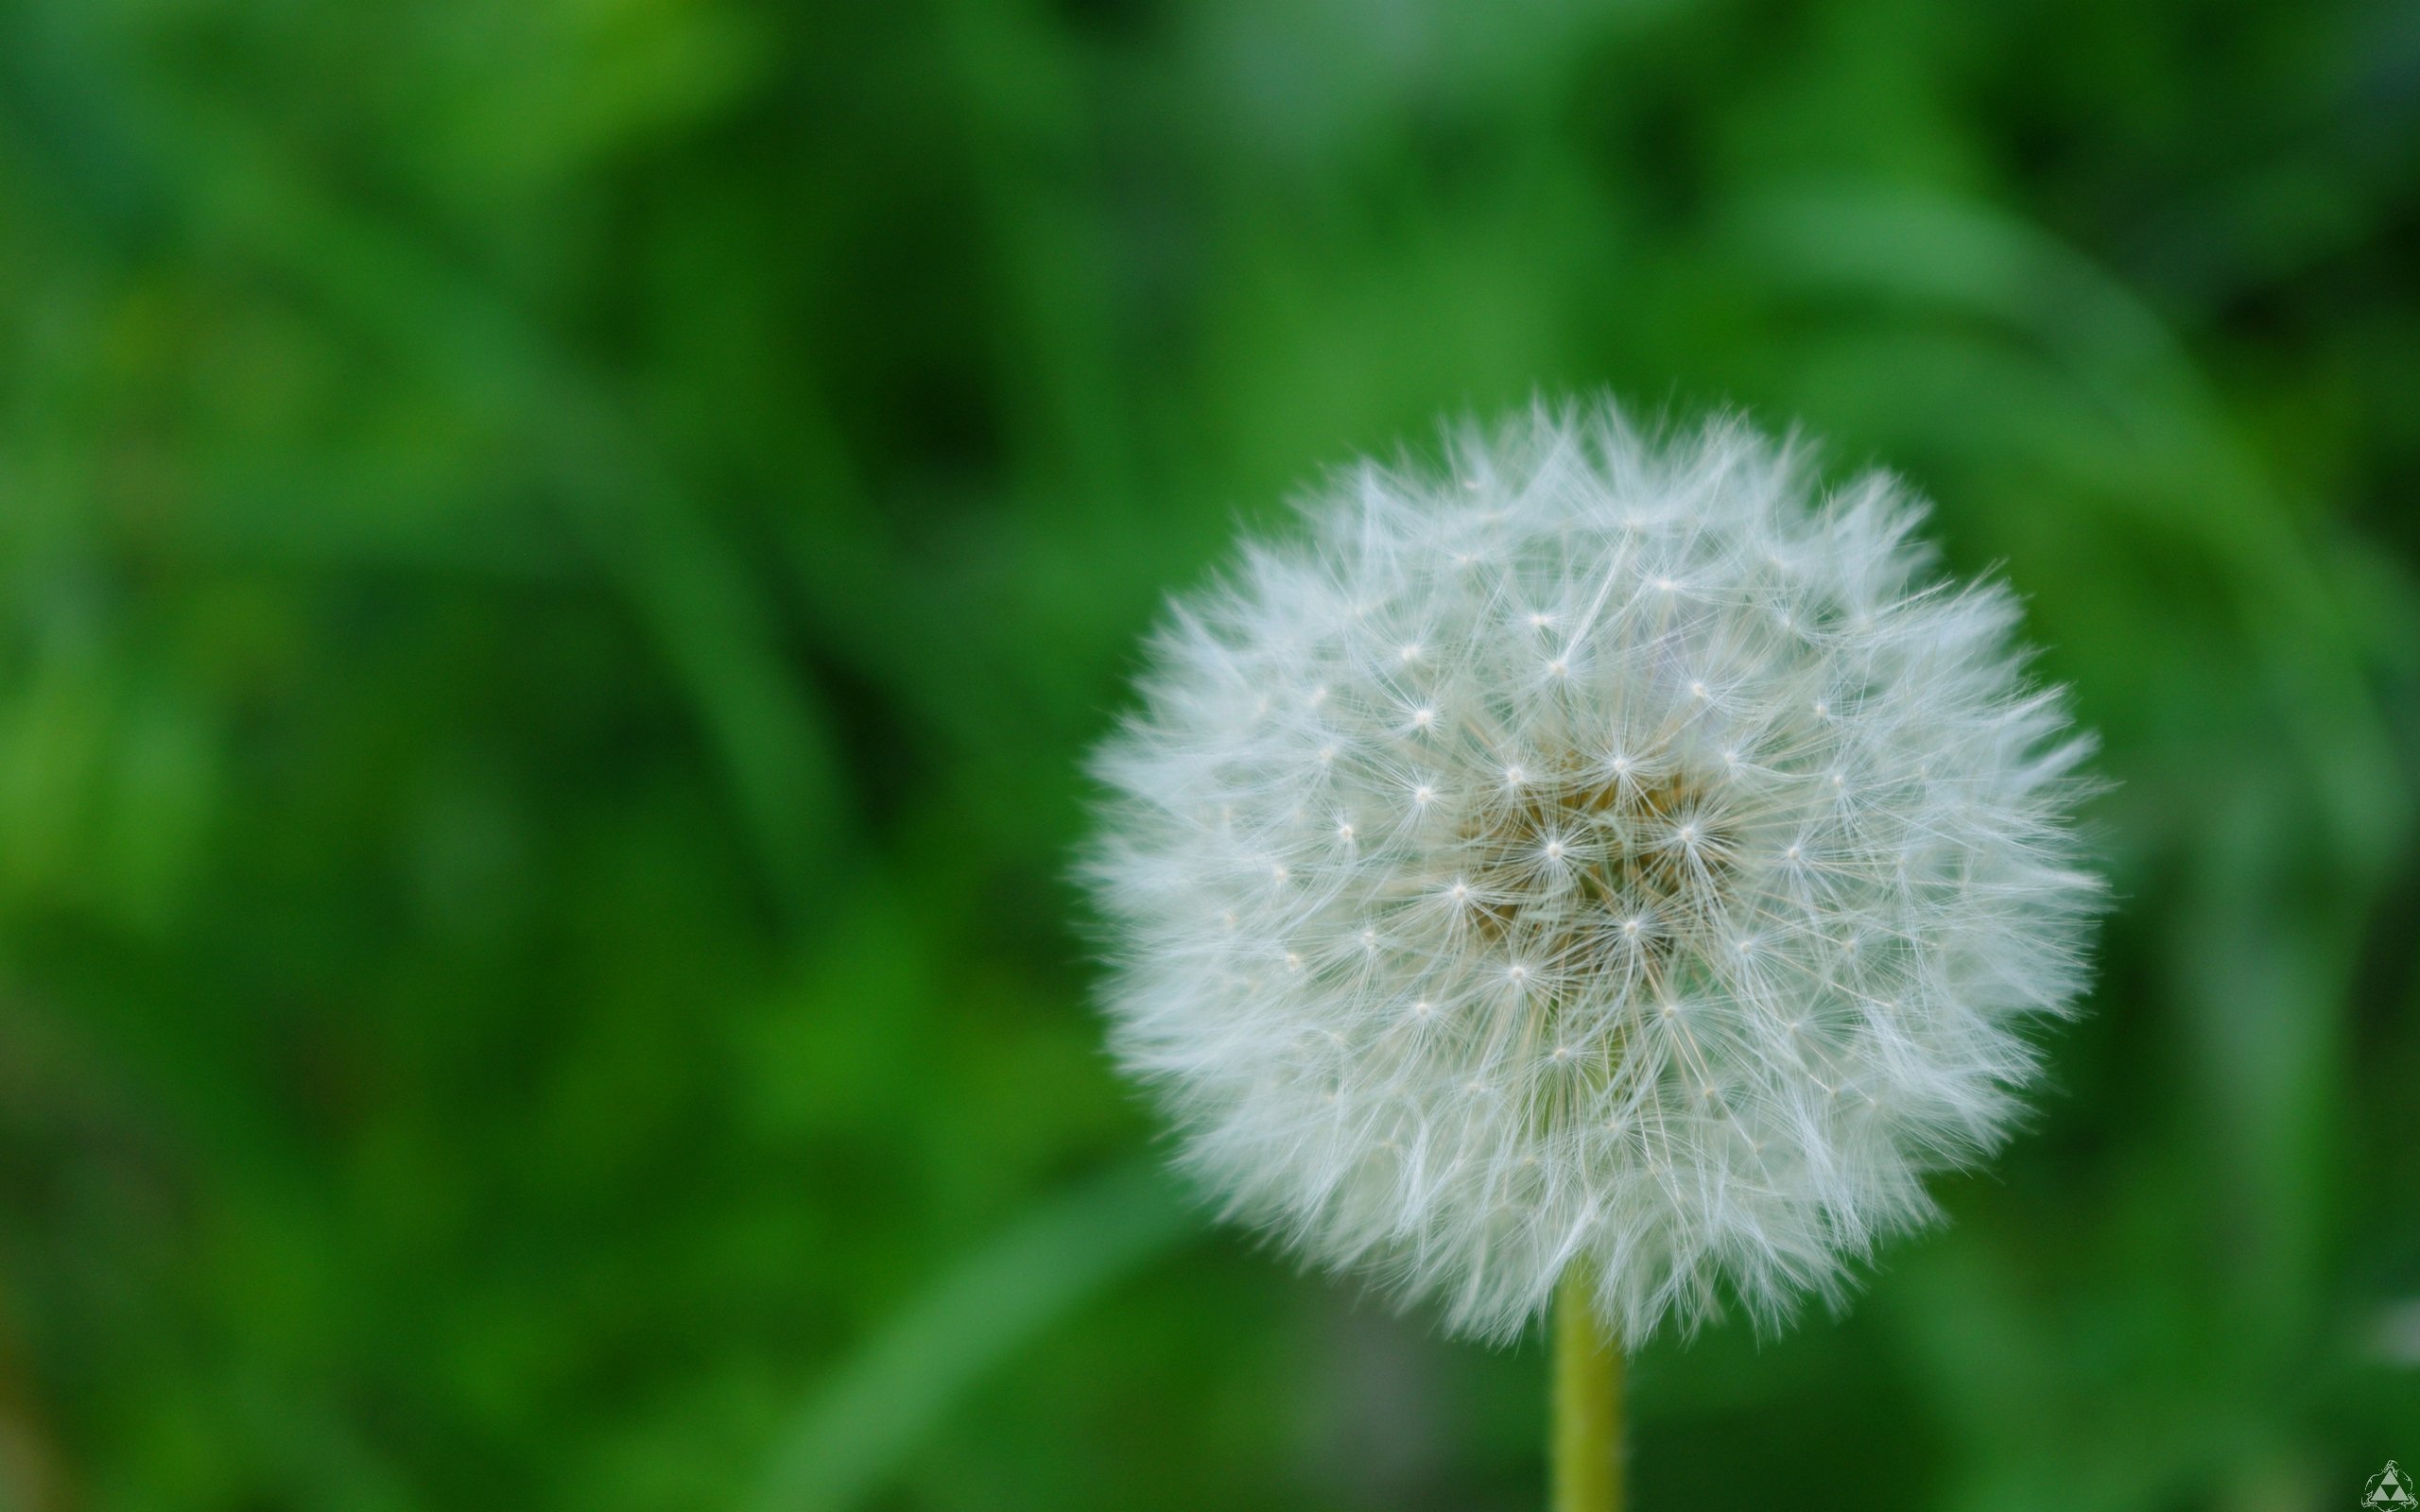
[[1085, 403, 2100, 1342]]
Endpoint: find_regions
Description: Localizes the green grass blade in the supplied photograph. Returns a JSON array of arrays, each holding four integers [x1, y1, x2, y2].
[[745, 1160, 1198, 1512]]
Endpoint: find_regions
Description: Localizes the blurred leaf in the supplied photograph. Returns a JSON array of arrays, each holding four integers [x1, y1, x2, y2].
[[745, 1161, 1198, 1512]]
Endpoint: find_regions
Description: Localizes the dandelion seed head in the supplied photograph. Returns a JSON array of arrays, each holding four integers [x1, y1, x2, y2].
[[1083, 401, 2100, 1343]]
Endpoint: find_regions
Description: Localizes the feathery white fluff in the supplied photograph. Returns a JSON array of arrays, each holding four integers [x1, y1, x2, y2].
[[1084, 401, 2099, 1343]]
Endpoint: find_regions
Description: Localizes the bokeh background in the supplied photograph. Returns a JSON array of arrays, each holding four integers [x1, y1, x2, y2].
[[1, 1, 2416, 1508]]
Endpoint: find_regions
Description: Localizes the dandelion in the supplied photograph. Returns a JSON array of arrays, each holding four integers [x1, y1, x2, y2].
[[1083, 399, 2099, 1506]]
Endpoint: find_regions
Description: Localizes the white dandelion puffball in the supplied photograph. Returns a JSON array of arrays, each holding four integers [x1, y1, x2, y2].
[[1085, 402, 2099, 1343]]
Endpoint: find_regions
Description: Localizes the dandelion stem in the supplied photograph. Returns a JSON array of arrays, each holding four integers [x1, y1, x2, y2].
[[1551, 1267, 1623, 1512]]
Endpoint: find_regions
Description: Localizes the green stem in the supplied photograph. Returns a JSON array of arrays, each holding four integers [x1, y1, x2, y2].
[[1551, 1268, 1624, 1512]]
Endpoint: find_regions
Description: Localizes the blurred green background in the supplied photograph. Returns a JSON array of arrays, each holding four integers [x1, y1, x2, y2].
[[0, 0, 2415, 1508]]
